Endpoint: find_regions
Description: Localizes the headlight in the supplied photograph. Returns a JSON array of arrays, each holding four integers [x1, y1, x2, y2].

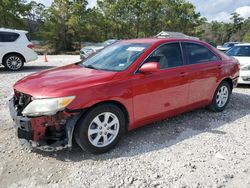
[[22, 96, 75, 117]]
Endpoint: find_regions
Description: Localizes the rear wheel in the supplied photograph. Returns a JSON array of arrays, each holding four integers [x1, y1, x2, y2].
[[3, 54, 24, 71], [209, 81, 231, 112], [74, 104, 125, 154]]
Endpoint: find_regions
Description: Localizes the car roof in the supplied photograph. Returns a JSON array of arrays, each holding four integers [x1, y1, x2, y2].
[[225, 42, 240, 44], [0, 28, 27, 34], [235, 43, 250, 47], [121, 38, 200, 44]]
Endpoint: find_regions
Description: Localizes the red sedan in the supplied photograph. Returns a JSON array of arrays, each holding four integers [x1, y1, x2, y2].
[[9, 38, 240, 154]]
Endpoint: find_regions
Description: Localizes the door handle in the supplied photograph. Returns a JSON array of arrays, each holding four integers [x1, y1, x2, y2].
[[179, 72, 188, 77]]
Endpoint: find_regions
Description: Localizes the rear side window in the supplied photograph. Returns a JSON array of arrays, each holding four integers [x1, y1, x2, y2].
[[0, 32, 20, 42], [182, 42, 220, 64], [25, 33, 31, 42], [145, 43, 183, 69]]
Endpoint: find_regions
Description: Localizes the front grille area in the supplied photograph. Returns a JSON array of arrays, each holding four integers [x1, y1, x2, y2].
[[14, 91, 32, 116]]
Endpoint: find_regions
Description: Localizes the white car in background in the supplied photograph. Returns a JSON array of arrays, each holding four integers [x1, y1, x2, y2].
[[0, 28, 38, 71], [217, 42, 241, 52], [226, 43, 250, 84]]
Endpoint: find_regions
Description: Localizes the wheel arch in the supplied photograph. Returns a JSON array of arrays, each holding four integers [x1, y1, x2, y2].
[[209, 77, 232, 112], [221, 77, 233, 92], [208, 77, 234, 106], [74, 100, 130, 132], [2, 52, 26, 64]]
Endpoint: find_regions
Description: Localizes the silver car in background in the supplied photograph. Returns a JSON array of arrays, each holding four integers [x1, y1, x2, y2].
[[80, 39, 117, 59]]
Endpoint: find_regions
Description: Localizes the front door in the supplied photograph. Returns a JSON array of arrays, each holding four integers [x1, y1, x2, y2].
[[131, 42, 189, 127]]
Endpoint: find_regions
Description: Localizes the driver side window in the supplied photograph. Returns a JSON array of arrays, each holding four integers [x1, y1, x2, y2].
[[145, 43, 184, 69]]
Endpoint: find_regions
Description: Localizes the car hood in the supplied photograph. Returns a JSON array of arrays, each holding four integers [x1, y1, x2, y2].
[[14, 63, 117, 98]]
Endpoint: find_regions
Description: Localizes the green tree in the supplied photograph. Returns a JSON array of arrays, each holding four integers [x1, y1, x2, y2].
[[84, 7, 107, 41], [67, 0, 89, 44], [0, 0, 31, 28], [25, 1, 46, 40], [201, 12, 249, 45], [230, 12, 244, 31], [230, 12, 244, 41], [243, 34, 250, 42], [43, 0, 88, 53], [241, 17, 250, 42], [96, 0, 204, 39], [40, 0, 206, 53]]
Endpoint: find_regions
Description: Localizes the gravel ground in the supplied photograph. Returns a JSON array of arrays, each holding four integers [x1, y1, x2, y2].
[[0, 55, 249, 188]]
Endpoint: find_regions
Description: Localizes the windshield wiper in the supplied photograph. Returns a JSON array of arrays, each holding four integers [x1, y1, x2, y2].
[[84, 65, 98, 70], [83, 64, 117, 72]]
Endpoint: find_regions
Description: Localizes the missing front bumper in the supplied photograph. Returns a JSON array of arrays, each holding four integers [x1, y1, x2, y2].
[[9, 97, 82, 152]]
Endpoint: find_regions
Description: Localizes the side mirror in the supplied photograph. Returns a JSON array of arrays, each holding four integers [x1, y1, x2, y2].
[[139, 62, 160, 74]]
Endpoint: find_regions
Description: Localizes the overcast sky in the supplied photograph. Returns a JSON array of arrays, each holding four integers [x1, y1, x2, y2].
[[32, 0, 250, 22]]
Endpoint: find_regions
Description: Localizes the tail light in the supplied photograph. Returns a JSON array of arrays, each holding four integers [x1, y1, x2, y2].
[[27, 44, 34, 49]]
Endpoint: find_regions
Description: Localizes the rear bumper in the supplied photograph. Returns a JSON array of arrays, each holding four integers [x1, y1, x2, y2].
[[9, 97, 81, 151], [25, 50, 38, 63]]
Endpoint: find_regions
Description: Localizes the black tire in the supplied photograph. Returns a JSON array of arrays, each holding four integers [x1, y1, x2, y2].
[[74, 104, 126, 154], [209, 81, 231, 112], [3, 54, 24, 71]]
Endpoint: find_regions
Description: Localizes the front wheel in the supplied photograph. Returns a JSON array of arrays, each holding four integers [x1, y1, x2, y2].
[[209, 81, 231, 112], [74, 104, 125, 154]]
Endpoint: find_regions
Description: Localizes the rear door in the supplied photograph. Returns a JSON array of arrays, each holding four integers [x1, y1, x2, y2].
[[131, 42, 189, 126], [0, 32, 4, 61], [181, 42, 221, 105], [0, 32, 20, 63]]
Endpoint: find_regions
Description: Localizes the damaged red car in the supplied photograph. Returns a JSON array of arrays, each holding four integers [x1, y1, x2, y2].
[[9, 38, 240, 154]]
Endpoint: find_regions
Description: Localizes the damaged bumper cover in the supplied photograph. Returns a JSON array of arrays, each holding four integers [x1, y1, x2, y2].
[[9, 97, 82, 151]]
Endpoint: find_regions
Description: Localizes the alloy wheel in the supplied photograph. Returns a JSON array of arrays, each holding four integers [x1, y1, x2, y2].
[[216, 85, 229, 108], [6, 56, 23, 70], [88, 112, 120, 147]]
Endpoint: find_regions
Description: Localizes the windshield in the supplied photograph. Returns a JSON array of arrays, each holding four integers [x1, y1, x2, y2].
[[81, 42, 150, 71], [226, 46, 250, 57]]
